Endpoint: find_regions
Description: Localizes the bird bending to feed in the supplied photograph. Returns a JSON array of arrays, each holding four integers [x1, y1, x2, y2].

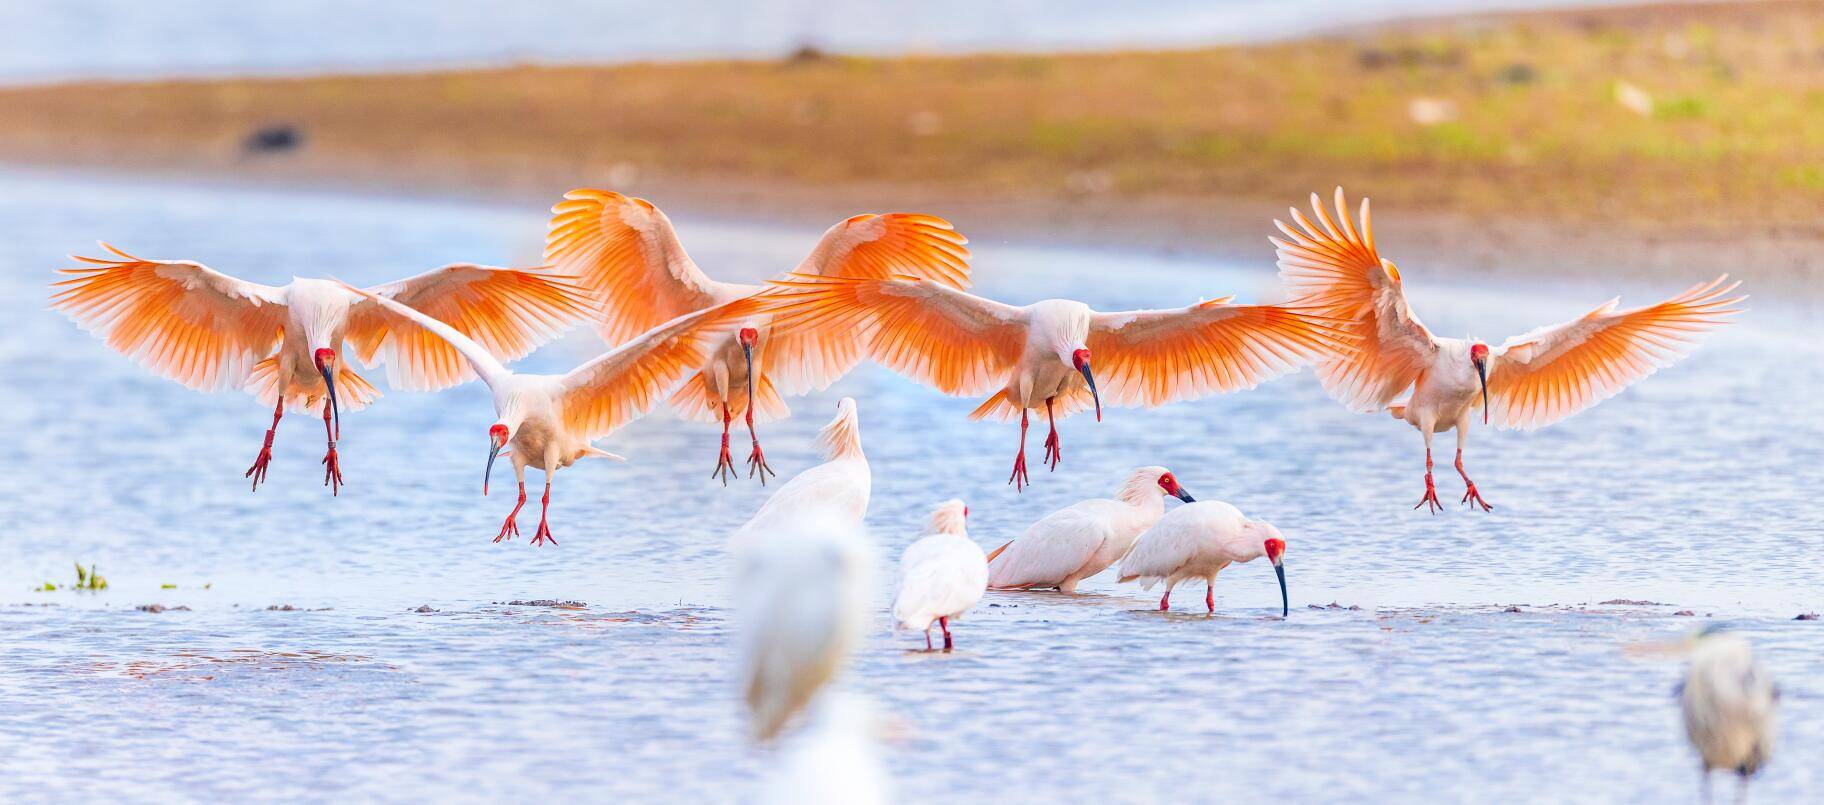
[[1679, 629, 1777, 804], [985, 466, 1194, 592], [546, 189, 970, 485], [764, 274, 1352, 490], [892, 499, 987, 650], [341, 283, 767, 546], [1117, 500, 1288, 616], [51, 243, 589, 495], [736, 511, 874, 743], [756, 694, 893, 805], [730, 398, 870, 551], [1274, 188, 1745, 512]]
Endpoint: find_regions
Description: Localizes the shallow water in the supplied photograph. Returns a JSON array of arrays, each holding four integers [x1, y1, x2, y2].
[[0, 173, 1819, 801]]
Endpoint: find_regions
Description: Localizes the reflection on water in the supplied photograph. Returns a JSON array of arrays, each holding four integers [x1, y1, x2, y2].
[[0, 174, 1819, 800]]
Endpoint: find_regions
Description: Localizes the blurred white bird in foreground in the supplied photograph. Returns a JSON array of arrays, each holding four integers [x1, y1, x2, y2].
[[1275, 188, 1744, 512], [985, 466, 1194, 592], [756, 693, 894, 805], [892, 500, 986, 650], [730, 398, 870, 551], [1117, 500, 1288, 616], [52, 244, 589, 495], [1679, 629, 1777, 803]]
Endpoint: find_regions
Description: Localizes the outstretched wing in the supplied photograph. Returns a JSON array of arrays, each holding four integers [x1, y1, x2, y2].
[[1273, 187, 1436, 411], [51, 243, 287, 391], [559, 294, 771, 442], [765, 274, 1027, 398], [346, 264, 592, 391], [545, 189, 744, 346], [1087, 300, 1354, 408], [1486, 276, 1744, 430]]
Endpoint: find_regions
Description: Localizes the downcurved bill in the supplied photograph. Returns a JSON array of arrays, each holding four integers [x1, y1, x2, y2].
[[743, 342, 755, 409], [1273, 563, 1289, 617], [318, 364, 341, 438], [1476, 361, 1489, 425], [484, 440, 501, 495], [1173, 487, 1196, 503], [1077, 361, 1101, 422]]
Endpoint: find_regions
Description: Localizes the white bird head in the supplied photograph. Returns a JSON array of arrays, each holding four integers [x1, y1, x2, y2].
[[1120, 466, 1195, 504], [816, 398, 864, 460], [925, 499, 968, 535]]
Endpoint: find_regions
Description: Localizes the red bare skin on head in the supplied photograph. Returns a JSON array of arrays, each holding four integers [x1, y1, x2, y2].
[[313, 347, 336, 371], [1469, 343, 1488, 364], [1157, 472, 1179, 495], [738, 327, 759, 348], [490, 423, 509, 445], [1071, 348, 1091, 370], [1264, 538, 1286, 564], [962, 505, 969, 520]]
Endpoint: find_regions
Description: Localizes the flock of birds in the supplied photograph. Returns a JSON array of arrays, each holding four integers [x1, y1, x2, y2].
[[50, 187, 1770, 800]]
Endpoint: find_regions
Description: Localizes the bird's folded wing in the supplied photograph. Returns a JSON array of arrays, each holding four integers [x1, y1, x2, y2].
[[559, 294, 770, 442], [765, 275, 1026, 397], [51, 243, 287, 391], [1486, 276, 1744, 430], [766, 213, 973, 394], [346, 264, 592, 391], [1087, 301, 1355, 408], [1272, 187, 1436, 411], [337, 282, 513, 388], [545, 189, 742, 346]]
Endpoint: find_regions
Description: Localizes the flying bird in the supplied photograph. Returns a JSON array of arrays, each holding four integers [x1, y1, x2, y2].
[[1117, 500, 1288, 616], [765, 275, 1351, 490], [546, 189, 969, 485], [985, 466, 1193, 592], [51, 243, 589, 495], [1274, 188, 1744, 512], [730, 398, 870, 551], [342, 283, 766, 545], [1679, 629, 1777, 804], [891, 499, 987, 651]]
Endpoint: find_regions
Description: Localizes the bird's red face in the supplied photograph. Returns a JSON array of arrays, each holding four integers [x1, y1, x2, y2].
[[484, 423, 510, 495], [962, 505, 969, 520], [1156, 471, 1195, 503], [1469, 343, 1490, 424], [1264, 537, 1286, 566], [1071, 348, 1101, 421], [738, 327, 759, 348], [313, 347, 336, 372], [1264, 536, 1288, 617]]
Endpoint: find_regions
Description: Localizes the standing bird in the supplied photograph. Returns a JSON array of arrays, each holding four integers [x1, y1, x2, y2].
[[984, 467, 1194, 592], [730, 398, 870, 551], [545, 189, 970, 485], [756, 694, 893, 805], [765, 275, 1350, 490], [341, 283, 766, 545], [1274, 188, 1745, 512], [1680, 629, 1777, 803], [51, 243, 589, 495], [892, 499, 987, 651], [1117, 500, 1288, 616]]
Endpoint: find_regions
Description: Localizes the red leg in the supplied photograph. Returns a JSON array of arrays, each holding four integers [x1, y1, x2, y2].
[[924, 627, 933, 651], [711, 403, 735, 486], [494, 482, 527, 543], [1008, 408, 1031, 491], [1413, 447, 1441, 514], [320, 402, 343, 496], [1206, 582, 1215, 614], [939, 616, 953, 650], [1041, 396, 1062, 471], [245, 397, 283, 491], [744, 401, 775, 484], [1456, 449, 1494, 512], [531, 479, 557, 546]]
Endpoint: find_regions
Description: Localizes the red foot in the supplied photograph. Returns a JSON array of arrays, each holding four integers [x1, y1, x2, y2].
[[746, 439, 775, 484], [1159, 591, 1171, 611], [711, 434, 735, 486], [939, 616, 954, 651], [1206, 584, 1215, 614], [321, 442, 343, 496], [1461, 482, 1494, 512], [1042, 424, 1062, 471], [531, 517, 557, 547], [1008, 449, 1030, 491], [924, 629, 933, 651], [1414, 474, 1441, 514], [245, 429, 275, 491], [494, 485, 527, 543]]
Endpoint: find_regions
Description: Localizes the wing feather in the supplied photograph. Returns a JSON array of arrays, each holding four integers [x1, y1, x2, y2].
[[545, 189, 740, 346], [1088, 300, 1355, 408]]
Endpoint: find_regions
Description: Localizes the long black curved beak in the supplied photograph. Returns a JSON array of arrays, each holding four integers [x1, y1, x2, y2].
[[1475, 360, 1489, 425], [1273, 563, 1289, 617], [742, 341, 755, 412], [1173, 487, 1195, 503], [484, 440, 501, 496], [319, 364, 340, 439], [1077, 361, 1101, 422]]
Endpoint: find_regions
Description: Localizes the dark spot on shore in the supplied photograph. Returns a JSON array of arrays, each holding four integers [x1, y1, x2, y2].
[[412, 605, 437, 613], [1673, 610, 1696, 616], [1356, 45, 1463, 71], [1796, 612, 1820, 621], [1599, 599, 1666, 606], [1307, 602, 1362, 611], [243, 124, 302, 155], [784, 44, 829, 66], [1504, 606, 1523, 613], [136, 604, 191, 613], [267, 604, 298, 611], [1497, 63, 1538, 85], [496, 599, 586, 608]]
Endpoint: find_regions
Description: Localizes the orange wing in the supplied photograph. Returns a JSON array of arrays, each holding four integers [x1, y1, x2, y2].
[[545, 189, 740, 346], [560, 294, 772, 442], [346, 264, 592, 392], [1272, 188, 1437, 412], [50, 243, 287, 392], [1486, 276, 1744, 430], [1087, 301, 1355, 408], [765, 274, 1027, 398]]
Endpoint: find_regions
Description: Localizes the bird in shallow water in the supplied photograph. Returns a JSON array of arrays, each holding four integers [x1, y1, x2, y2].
[[765, 274, 1351, 490], [892, 499, 986, 651], [343, 283, 766, 545], [546, 189, 969, 485], [51, 243, 590, 495], [1117, 500, 1288, 616], [1679, 628, 1777, 804], [729, 398, 871, 552], [985, 466, 1194, 592], [1273, 188, 1745, 512]]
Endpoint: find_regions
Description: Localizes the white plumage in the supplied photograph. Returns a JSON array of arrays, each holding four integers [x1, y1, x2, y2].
[[1680, 630, 1777, 802], [1117, 500, 1288, 615], [730, 397, 870, 552], [892, 499, 987, 650], [756, 693, 894, 805], [985, 467, 1194, 592]]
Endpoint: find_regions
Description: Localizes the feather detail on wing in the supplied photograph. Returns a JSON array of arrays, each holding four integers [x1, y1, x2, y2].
[[666, 371, 791, 425], [1272, 188, 1437, 411], [1486, 275, 1745, 430], [559, 294, 771, 442], [244, 355, 381, 415], [967, 386, 1097, 423], [50, 243, 287, 392], [346, 264, 592, 392], [765, 274, 1027, 398], [545, 189, 740, 345], [1087, 300, 1356, 408]]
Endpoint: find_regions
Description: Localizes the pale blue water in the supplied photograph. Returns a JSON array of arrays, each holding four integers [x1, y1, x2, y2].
[[0, 172, 1819, 801]]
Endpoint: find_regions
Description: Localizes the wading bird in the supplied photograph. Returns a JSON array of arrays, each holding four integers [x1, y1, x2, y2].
[[1679, 629, 1777, 804], [51, 243, 589, 495], [546, 190, 969, 485], [342, 283, 766, 545], [730, 398, 870, 551], [985, 467, 1194, 592], [765, 275, 1350, 490], [892, 499, 986, 651], [1274, 188, 1745, 512], [1117, 500, 1288, 616]]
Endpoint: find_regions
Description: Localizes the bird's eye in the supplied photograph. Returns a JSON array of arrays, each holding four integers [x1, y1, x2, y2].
[[1157, 473, 1174, 488]]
